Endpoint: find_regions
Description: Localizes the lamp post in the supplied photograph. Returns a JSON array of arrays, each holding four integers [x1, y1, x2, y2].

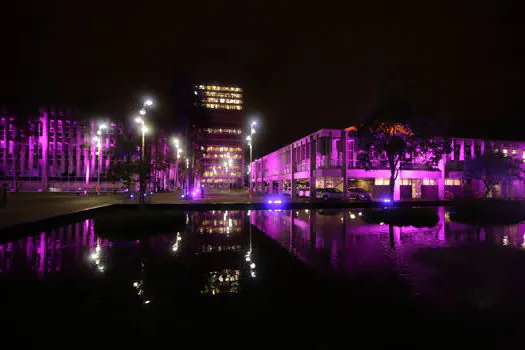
[[93, 123, 108, 195], [246, 121, 257, 194], [172, 138, 182, 189], [135, 99, 153, 161], [134, 99, 153, 202]]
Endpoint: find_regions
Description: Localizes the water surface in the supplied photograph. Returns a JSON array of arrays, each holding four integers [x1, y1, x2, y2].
[[1, 207, 525, 345]]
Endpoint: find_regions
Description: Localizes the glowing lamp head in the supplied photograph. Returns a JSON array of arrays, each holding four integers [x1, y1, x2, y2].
[[246, 135, 251, 141], [135, 117, 143, 124], [99, 123, 107, 129], [139, 109, 146, 116], [251, 121, 257, 127], [142, 126, 148, 134], [144, 99, 153, 107]]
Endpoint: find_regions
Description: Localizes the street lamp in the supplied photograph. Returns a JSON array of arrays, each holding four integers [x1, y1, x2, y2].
[[246, 121, 257, 194], [94, 123, 108, 195], [134, 98, 154, 200], [172, 138, 183, 189]]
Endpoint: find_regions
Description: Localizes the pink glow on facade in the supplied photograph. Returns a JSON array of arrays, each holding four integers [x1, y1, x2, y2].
[[0, 108, 178, 192], [250, 128, 525, 200]]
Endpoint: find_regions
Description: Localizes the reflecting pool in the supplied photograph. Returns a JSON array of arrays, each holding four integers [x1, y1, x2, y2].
[[1, 207, 525, 345]]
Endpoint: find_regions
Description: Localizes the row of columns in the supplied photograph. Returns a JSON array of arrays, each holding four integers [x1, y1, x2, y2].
[[251, 130, 525, 200]]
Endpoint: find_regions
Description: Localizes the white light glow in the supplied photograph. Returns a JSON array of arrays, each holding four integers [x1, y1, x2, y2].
[[139, 109, 146, 116], [144, 99, 153, 107], [135, 117, 143, 124]]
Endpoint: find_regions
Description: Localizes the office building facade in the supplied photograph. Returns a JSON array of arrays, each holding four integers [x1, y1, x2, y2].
[[0, 107, 174, 192], [250, 128, 525, 200], [191, 84, 245, 188]]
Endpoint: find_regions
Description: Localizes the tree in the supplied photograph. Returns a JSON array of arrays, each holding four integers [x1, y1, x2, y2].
[[9, 107, 37, 192], [108, 159, 136, 191], [356, 91, 451, 200], [464, 153, 523, 199], [11, 116, 30, 192]]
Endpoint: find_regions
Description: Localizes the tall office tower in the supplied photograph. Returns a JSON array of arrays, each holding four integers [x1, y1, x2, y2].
[[190, 83, 245, 189]]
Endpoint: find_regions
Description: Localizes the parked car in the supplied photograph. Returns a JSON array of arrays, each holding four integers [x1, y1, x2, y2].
[[348, 187, 372, 201], [315, 188, 344, 200]]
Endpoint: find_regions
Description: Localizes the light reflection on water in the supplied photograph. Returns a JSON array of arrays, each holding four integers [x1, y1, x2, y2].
[[2, 208, 525, 279], [2, 207, 525, 310]]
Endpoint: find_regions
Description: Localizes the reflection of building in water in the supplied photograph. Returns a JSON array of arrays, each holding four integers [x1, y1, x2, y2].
[[0, 219, 109, 278], [481, 224, 525, 248], [201, 269, 240, 296], [250, 208, 452, 273], [189, 211, 245, 254], [198, 244, 242, 254], [187, 210, 246, 295], [194, 210, 243, 235]]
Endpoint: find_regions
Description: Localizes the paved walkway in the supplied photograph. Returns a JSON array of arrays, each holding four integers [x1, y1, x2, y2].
[[0, 193, 119, 229], [0, 191, 290, 229], [0, 190, 441, 229]]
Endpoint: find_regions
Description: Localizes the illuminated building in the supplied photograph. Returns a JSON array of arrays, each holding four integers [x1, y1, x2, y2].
[[250, 128, 525, 200], [192, 83, 245, 188], [0, 107, 175, 192], [195, 84, 243, 111]]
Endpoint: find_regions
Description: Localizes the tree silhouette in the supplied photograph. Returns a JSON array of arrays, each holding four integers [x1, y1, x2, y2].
[[464, 152, 523, 198], [356, 90, 451, 200]]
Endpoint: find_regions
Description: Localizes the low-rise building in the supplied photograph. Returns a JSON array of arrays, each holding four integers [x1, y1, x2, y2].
[[250, 128, 525, 200]]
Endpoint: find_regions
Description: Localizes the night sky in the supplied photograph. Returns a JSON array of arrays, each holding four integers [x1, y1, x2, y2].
[[1, 1, 524, 156]]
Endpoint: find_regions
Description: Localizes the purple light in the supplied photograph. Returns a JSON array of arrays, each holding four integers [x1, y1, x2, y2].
[[383, 199, 391, 203], [274, 200, 282, 204], [268, 200, 273, 204]]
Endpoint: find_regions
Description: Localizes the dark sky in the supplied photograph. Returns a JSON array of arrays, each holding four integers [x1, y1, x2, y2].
[[1, 0, 524, 156]]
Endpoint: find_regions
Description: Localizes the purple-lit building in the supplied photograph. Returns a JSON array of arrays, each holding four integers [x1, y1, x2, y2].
[[250, 128, 525, 200], [192, 84, 245, 188], [0, 107, 174, 192]]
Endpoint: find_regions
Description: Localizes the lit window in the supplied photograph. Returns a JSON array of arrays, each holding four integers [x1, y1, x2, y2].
[[423, 179, 436, 186], [374, 178, 390, 186], [445, 178, 461, 186], [512, 149, 517, 155]]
